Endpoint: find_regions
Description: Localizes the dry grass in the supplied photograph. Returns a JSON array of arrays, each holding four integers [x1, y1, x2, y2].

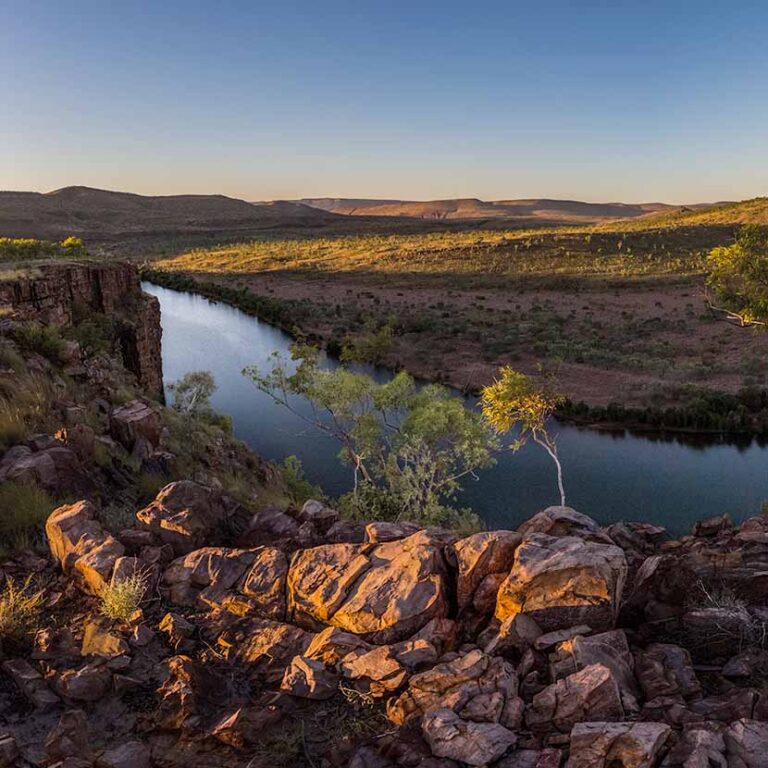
[[100, 573, 147, 621], [0, 576, 44, 645]]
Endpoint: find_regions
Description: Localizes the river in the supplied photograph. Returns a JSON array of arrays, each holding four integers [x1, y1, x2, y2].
[[143, 282, 768, 534]]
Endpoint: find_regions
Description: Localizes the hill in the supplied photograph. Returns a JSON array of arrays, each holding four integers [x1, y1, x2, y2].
[[297, 196, 677, 223], [0, 186, 342, 243]]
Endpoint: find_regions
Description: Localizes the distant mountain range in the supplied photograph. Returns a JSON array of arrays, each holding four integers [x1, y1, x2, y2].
[[296, 197, 678, 223], [0, 186, 339, 241], [1, 187, 759, 247]]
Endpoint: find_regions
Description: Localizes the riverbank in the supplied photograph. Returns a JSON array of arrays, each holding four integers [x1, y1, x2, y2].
[[142, 267, 768, 438]]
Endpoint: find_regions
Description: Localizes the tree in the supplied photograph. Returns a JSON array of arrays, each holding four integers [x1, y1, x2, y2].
[[480, 366, 566, 506], [244, 345, 496, 525], [168, 371, 217, 415], [706, 225, 768, 327]]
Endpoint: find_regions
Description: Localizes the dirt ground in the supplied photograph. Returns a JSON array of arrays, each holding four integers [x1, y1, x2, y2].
[[182, 268, 768, 408]]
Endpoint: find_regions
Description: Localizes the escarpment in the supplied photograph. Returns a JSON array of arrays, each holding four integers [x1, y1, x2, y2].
[[0, 261, 162, 396]]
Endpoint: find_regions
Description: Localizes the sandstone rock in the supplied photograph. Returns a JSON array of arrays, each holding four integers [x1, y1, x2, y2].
[[155, 655, 230, 731], [723, 648, 768, 679], [158, 612, 195, 651], [243, 505, 300, 548], [634, 643, 701, 701], [687, 689, 757, 723], [495, 749, 563, 768], [0, 734, 19, 768], [481, 614, 543, 657], [550, 631, 639, 713], [96, 740, 151, 768], [534, 625, 592, 652], [450, 530, 521, 612], [109, 400, 160, 450], [496, 534, 627, 633], [209, 705, 283, 748], [387, 649, 518, 726], [163, 546, 257, 608], [298, 499, 340, 532], [223, 618, 311, 683], [364, 521, 422, 543], [2, 658, 59, 709], [305, 626, 371, 667], [138, 481, 248, 555], [0, 444, 92, 495], [46, 500, 124, 595], [566, 722, 671, 768], [340, 644, 410, 697], [281, 655, 339, 699], [659, 725, 725, 767], [56, 662, 112, 701], [81, 618, 130, 658], [422, 707, 517, 766], [526, 664, 624, 735], [236, 546, 288, 619], [519, 507, 612, 543], [288, 531, 449, 643], [45, 709, 92, 763], [724, 719, 768, 767]]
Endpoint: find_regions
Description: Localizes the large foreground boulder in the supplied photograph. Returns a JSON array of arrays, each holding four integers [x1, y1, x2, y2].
[[495, 534, 627, 632], [287, 531, 449, 643], [46, 500, 125, 595], [136, 480, 247, 555]]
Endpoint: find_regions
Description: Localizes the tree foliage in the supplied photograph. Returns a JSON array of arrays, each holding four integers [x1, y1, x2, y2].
[[481, 366, 566, 505], [244, 345, 495, 526], [706, 225, 768, 326], [168, 371, 217, 415]]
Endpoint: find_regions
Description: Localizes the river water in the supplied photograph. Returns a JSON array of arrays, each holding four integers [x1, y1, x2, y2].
[[143, 283, 768, 534]]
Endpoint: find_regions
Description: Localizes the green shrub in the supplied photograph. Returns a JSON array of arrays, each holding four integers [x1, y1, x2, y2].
[[280, 456, 324, 506], [13, 323, 66, 364], [0, 482, 58, 555]]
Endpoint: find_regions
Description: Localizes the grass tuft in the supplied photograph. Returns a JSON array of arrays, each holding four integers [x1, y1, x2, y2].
[[100, 573, 147, 622]]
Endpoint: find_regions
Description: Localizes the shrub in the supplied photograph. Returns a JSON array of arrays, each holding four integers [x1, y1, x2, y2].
[[12, 323, 67, 364], [0, 482, 58, 555], [100, 573, 146, 622], [0, 576, 44, 647], [280, 455, 324, 505]]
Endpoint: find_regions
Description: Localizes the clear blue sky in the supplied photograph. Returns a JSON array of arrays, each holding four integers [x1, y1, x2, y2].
[[2, 0, 766, 203]]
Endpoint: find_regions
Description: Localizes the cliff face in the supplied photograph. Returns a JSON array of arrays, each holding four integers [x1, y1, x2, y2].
[[0, 261, 163, 396]]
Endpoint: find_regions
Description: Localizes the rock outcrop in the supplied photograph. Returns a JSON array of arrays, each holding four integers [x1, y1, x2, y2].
[[0, 261, 162, 395]]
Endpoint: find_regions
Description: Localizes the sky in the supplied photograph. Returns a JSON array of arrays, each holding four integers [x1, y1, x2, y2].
[[1, 0, 767, 203]]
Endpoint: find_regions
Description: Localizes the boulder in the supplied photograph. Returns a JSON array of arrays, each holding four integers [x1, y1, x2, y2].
[[96, 740, 151, 768], [481, 614, 543, 657], [298, 499, 340, 532], [422, 707, 517, 766], [495, 534, 627, 633], [281, 655, 339, 699], [634, 643, 701, 701], [56, 662, 112, 701], [288, 531, 449, 643], [137, 481, 246, 555], [109, 400, 161, 450], [44, 709, 92, 763], [0, 444, 92, 495], [519, 507, 612, 543], [526, 663, 624, 735], [46, 500, 125, 596], [0, 734, 19, 767], [659, 726, 726, 767], [236, 546, 288, 619], [305, 626, 372, 666], [162, 546, 258, 608], [81, 617, 130, 658], [2, 658, 59, 709], [450, 530, 521, 612], [364, 521, 422, 543], [566, 722, 671, 768], [340, 644, 410, 697], [387, 649, 518, 726], [243, 506, 300, 548], [495, 749, 563, 768], [724, 719, 768, 767], [209, 705, 283, 748], [223, 618, 311, 683]]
